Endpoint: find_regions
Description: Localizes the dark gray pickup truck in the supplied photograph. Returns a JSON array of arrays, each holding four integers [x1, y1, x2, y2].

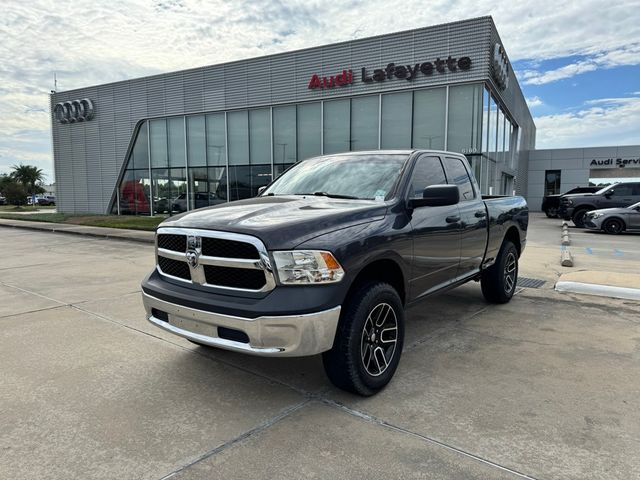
[[142, 150, 528, 395]]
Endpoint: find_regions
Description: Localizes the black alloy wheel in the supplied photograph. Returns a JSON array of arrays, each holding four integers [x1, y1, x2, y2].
[[480, 240, 519, 304], [603, 218, 624, 235], [323, 281, 405, 396]]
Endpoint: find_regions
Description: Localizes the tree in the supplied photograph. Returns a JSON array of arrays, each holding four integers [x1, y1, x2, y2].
[[11, 164, 45, 204], [3, 181, 27, 205]]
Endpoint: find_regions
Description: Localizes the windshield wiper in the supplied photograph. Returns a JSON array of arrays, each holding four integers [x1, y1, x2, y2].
[[314, 191, 360, 199]]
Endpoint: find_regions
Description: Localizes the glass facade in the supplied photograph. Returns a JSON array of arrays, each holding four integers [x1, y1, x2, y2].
[[113, 83, 522, 215]]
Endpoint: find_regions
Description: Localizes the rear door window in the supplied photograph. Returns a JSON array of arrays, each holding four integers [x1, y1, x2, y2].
[[444, 157, 475, 201]]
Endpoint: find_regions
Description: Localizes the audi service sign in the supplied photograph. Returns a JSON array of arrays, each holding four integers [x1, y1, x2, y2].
[[53, 99, 95, 124]]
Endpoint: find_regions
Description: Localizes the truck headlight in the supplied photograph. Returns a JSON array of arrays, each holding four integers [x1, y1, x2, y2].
[[565, 199, 573, 206], [272, 250, 344, 285]]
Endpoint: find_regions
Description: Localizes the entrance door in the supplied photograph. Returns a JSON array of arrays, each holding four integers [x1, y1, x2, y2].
[[408, 155, 461, 300]]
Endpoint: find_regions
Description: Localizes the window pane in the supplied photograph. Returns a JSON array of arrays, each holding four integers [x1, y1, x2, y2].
[[445, 157, 475, 200], [228, 111, 249, 166], [188, 167, 208, 210], [481, 87, 490, 153], [544, 170, 561, 195], [273, 106, 297, 165], [351, 96, 378, 151], [297, 103, 321, 160], [447, 84, 483, 154], [151, 168, 171, 214], [167, 117, 185, 168], [206, 113, 226, 167], [496, 108, 505, 164], [249, 109, 270, 165], [119, 170, 151, 215], [228, 165, 251, 201], [150, 119, 167, 168], [169, 168, 187, 213], [208, 167, 228, 202], [187, 116, 206, 167], [381, 92, 412, 149], [409, 156, 447, 198], [323, 99, 350, 154], [488, 96, 497, 160], [412, 88, 445, 150], [132, 122, 149, 169]]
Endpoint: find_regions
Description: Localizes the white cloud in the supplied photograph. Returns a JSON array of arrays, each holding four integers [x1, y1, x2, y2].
[[525, 96, 544, 107], [1, 0, 640, 179], [534, 96, 640, 149]]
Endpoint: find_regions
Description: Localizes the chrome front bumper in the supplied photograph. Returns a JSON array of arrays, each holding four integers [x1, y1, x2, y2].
[[142, 292, 341, 357]]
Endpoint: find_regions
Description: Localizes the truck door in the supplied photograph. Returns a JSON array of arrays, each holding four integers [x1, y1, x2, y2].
[[443, 156, 488, 278], [408, 155, 461, 300]]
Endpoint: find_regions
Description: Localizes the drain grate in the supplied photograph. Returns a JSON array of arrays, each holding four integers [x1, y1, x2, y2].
[[517, 277, 546, 289]]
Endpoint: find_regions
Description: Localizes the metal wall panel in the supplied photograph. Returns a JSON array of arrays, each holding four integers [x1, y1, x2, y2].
[[51, 16, 535, 214]]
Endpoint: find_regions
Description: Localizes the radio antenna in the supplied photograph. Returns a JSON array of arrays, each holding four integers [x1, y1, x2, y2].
[[53, 72, 57, 92]]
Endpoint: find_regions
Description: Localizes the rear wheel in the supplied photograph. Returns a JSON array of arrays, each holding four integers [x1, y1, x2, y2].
[[603, 218, 624, 234], [323, 281, 404, 396], [481, 240, 518, 304], [572, 208, 589, 228]]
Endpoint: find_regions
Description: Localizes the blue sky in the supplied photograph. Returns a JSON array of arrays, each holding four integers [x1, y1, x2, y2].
[[1, 0, 639, 183]]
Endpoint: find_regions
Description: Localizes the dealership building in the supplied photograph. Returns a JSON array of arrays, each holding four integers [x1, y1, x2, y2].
[[51, 16, 638, 215]]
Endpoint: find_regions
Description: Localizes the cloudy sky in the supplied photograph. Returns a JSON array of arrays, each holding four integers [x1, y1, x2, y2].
[[1, 0, 639, 182]]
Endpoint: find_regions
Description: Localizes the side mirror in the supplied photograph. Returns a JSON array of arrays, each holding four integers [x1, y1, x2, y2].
[[257, 186, 267, 196], [407, 184, 460, 209], [604, 191, 613, 198]]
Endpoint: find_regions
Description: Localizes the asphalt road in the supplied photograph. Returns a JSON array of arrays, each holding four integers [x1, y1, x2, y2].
[[1, 225, 639, 479]]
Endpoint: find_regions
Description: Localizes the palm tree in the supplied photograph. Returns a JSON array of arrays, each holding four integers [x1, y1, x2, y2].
[[11, 164, 45, 205]]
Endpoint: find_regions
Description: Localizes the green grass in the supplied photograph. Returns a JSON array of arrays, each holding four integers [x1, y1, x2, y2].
[[0, 213, 166, 231], [0, 205, 56, 212]]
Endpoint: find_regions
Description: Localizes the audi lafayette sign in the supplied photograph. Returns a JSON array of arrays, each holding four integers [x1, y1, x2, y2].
[[492, 44, 509, 90], [308, 55, 472, 90], [53, 99, 95, 124]]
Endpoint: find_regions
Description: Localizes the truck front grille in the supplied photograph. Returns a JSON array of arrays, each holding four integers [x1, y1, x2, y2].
[[155, 228, 275, 293], [203, 265, 266, 290], [158, 256, 191, 280], [157, 234, 187, 252]]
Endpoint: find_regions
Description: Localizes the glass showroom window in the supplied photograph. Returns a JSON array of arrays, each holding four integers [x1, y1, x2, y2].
[[351, 95, 379, 151], [381, 92, 412, 149], [227, 111, 249, 166], [167, 117, 186, 168], [132, 122, 149, 169], [487, 95, 497, 161], [297, 103, 321, 161], [249, 109, 270, 165], [273, 106, 297, 166], [496, 107, 505, 165], [150, 119, 168, 168], [206, 113, 226, 166], [447, 84, 483, 154], [323, 99, 350, 154], [481, 87, 490, 154], [412, 88, 446, 150]]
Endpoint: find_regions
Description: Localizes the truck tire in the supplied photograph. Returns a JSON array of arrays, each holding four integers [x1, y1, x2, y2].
[[322, 281, 404, 396], [481, 240, 518, 304], [572, 208, 590, 228], [544, 207, 558, 218]]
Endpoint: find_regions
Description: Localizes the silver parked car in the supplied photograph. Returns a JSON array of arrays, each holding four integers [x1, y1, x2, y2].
[[584, 201, 640, 234]]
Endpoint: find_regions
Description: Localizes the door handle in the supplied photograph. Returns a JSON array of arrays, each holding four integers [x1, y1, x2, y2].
[[475, 210, 486, 218], [446, 215, 460, 223]]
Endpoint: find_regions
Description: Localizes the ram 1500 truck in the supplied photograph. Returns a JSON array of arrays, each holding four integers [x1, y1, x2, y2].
[[142, 150, 528, 396]]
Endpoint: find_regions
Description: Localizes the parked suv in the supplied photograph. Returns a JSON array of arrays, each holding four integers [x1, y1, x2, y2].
[[541, 186, 599, 218], [559, 182, 640, 227], [36, 195, 56, 206]]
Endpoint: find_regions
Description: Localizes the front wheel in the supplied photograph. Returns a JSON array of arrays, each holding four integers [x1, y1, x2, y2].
[[603, 218, 624, 234], [544, 207, 558, 218], [323, 281, 405, 396], [572, 208, 589, 228], [481, 240, 519, 304]]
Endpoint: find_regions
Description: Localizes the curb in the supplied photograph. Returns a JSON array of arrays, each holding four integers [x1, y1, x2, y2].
[[555, 281, 640, 301], [0, 221, 155, 244]]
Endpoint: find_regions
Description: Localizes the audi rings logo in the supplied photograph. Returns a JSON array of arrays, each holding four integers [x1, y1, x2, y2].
[[53, 98, 95, 124], [492, 44, 509, 90]]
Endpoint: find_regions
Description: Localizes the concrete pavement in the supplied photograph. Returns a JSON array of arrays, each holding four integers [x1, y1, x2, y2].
[[1, 225, 640, 479]]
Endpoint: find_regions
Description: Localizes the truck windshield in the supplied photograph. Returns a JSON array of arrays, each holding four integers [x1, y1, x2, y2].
[[264, 154, 408, 200]]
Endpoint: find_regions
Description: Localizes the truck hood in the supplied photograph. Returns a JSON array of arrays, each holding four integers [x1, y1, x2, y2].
[[562, 193, 597, 199], [159, 195, 388, 249]]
